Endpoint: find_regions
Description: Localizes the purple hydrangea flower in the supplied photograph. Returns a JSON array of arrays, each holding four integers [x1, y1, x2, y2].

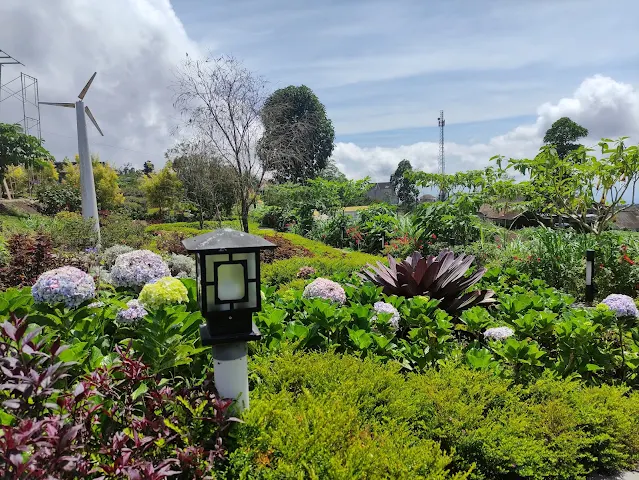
[[600, 294, 639, 318], [88, 301, 105, 309], [116, 299, 148, 324], [371, 301, 400, 331], [483, 326, 515, 341], [32, 266, 95, 308], [302, 278, 346, 304], [110, 250, 170, 289]]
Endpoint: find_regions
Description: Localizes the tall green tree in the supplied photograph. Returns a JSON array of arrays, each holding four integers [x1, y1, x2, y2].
[[143, 160, 155, 176], [141, 161, 183, 219], [258, 85, 335, 184], [169, 140, 238, 229], [390, 159, 419, 210], [543, 117, 589, 159], [0, 123, 53, 198]]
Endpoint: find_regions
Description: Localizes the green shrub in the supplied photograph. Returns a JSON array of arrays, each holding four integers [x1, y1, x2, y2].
[[233, 351, 639, 479], [35, 182, 81, 215], [47, 211, 98, 250], [228, 352, 469, 479], [100, 213, 149, 248]]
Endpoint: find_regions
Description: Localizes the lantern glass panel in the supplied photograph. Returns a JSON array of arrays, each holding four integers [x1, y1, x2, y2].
[[195, 254, 201, 306], [236, 282, 258, 310], [217, 263, 246, 301], [232, 252, 256, 279], [205, 254, 230, 282], [206, 286, 230, 312]]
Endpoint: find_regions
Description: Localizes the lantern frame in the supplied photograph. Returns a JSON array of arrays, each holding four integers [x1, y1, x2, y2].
[[183, 229, 276, 345]]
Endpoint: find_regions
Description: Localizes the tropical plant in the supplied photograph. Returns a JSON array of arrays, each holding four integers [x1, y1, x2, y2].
[[359, 250, 496, 313]]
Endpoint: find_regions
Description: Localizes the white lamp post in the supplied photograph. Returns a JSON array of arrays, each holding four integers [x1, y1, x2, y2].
[[182, 228, 275, 411], [585, 249, 595, 303]]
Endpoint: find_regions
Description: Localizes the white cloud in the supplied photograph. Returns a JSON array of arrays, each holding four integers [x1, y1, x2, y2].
[[0, 0, 200, 167], [333, 75, 639, 181]]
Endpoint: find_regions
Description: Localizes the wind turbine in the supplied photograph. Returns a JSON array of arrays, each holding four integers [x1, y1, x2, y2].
[[40, 72, 103, 237]]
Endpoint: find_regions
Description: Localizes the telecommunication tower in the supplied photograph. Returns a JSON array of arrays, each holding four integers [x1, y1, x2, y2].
[[437, 110, 446, 201]]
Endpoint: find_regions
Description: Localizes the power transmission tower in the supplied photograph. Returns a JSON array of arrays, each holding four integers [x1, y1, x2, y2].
[[437, 110, 446, 201]]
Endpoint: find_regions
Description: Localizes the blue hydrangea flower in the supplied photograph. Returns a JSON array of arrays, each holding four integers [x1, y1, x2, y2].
[[600, 294, 639, 318], [32, 266, 95, 308], [110, 250, 171, 289], [371, 301, 400, 331], [116, 299, 148, 324], [483, 326, 515, 341]]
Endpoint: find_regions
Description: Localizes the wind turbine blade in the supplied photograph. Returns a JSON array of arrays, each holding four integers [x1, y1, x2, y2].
[[78, 72, 97, 100], [85, 106, 104, 136], [39, 102, 75, 108]]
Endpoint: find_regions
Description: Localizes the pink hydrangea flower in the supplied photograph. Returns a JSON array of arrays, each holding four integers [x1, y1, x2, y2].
[[302, 278, 346, 304], [32, 266, 95, 308]]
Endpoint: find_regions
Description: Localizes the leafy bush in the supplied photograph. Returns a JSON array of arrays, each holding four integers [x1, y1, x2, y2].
[[413, 197, 482, 246], [0, 233, 55, 288], [235, 351, 639, 479], [101, 244, 134, 268], [47, 211, 98, 251], [155, 230, 188, 255], [356, 203, 399, 253], [35, 182, 81, 215], [166, 253, 196, 278], [0, 315, 234, 479], [100, 213, 149, 249]]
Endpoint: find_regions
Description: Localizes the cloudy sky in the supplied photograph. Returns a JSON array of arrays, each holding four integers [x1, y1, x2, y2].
[[1, 0, 639, 182]]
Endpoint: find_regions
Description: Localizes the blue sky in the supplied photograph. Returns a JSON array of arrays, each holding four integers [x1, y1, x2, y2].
[[2, 0, 639, 181], [171, 0, 639, 149]]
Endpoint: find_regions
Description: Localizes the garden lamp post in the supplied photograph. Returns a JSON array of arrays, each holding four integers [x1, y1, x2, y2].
[[585, 249, 595, 303], [183, 228, 275, 411]]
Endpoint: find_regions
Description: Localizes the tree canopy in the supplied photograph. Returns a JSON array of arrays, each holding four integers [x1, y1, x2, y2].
[[168, 140, 238, 228], [63, 155, 125, 210], [390, 159, 419, 210], [543, 117, 589, 159], [0, 123, 53, 197], [141, 161, 183, 218], [258, 85, 335, 184]]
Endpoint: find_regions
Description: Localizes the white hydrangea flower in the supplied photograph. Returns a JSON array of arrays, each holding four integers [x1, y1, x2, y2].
[[371, 301, 400, 331], [302, 278, 346, 304], [483, 326, 515, 341], [110, 250, 170, 289]]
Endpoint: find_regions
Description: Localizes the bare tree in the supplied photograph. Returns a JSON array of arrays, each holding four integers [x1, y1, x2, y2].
[[173, 55, 268, 232], [173, 55, 321, 231]]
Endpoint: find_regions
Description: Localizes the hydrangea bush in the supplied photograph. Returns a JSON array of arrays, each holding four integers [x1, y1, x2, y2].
[[599, 294, 639, 318], [302, 278, 346, 304], [371, 301, 400, 331], [166, 253, 196, 278], [483, 326, 515, 341], [116, 299, 148, 323], [110, 250, 170, 289], [101, 244, 134, 268], [138, 277, 189, 310], [32, 266, 95, 308]]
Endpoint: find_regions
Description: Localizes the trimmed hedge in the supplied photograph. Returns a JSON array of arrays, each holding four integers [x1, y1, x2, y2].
[[143, 222, 384, 287], [226, 351, 639, 479]]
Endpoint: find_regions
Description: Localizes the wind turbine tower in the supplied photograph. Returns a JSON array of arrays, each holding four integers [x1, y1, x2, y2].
[[437, 110, 446, 201], [40, 73, 103, 239]]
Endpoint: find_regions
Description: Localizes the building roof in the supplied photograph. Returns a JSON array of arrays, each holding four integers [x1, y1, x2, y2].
[[478, 204, 523, 221], [613, 208, 639, 230]]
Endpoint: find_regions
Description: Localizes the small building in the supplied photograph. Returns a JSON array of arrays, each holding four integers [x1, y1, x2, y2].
[[366, 182, 399, 205]]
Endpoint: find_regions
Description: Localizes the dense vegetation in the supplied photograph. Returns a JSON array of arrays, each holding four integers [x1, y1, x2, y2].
[[3, 73, 639, 478]]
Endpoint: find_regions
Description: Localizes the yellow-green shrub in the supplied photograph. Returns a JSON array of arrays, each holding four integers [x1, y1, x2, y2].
[[232, 351, 639, 480]]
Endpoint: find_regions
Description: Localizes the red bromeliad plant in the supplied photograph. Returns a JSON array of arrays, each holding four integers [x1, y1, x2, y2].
[[360, 250, 496, 314], [0, 314, 237, 479]]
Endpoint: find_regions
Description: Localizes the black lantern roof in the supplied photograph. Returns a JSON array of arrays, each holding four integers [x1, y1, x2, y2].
[[182, 228, 276, 253]]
